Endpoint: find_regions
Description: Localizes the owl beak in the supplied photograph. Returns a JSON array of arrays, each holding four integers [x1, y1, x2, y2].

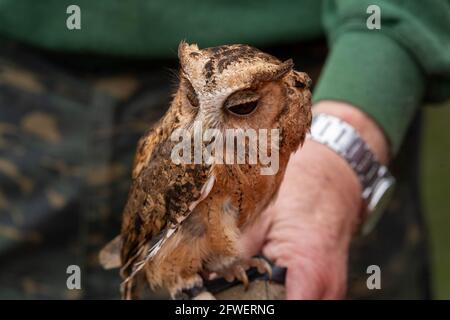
[[293, 71, 312, 89]]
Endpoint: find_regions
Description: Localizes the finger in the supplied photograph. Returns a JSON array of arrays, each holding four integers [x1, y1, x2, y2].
[[283, 252, 348, 300], [285, 260, 327, 300]]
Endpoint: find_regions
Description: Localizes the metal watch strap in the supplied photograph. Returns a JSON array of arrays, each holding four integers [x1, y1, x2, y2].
[[307, 113, 394, 213]]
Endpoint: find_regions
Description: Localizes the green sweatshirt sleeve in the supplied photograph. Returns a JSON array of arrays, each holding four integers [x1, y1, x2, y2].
[[313, 0, 450, 155]]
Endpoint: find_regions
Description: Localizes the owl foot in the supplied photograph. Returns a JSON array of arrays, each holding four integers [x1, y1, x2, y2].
[[215, 257, 273, 290], [248, 257, 273, 279], [171, 273, 205, 299]]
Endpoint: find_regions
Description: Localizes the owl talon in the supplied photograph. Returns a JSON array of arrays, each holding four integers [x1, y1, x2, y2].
[[247, 257, 272, 280], [215, 262, 249, 289], [169, 273, 204, 299], [236, 265, 249, 290], [215, 257, 275, 290]]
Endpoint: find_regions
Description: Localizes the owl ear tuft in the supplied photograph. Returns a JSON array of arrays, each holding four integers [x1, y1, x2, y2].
[[273, 59, 294, 80], [178, 41, 200, 66], [254, 59, 294, 83]]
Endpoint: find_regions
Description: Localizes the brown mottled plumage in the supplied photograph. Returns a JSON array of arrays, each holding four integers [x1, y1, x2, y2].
[[99, 42, 312, 299]]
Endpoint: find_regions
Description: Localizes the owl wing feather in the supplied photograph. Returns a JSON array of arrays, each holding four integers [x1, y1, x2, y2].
[[117, 126, 214, 298]]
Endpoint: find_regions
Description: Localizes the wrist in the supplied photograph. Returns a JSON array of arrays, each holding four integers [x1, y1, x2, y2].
[[311, 102, 395, 235], [313, 101, 389, 164]]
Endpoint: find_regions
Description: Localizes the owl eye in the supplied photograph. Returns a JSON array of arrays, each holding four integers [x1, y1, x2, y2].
[[224, 89, 260, 116], [227, 100, 258, 116], [183, 77, 199, 107]]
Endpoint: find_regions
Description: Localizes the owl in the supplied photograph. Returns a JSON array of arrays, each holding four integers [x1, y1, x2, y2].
[[99, 42, 312, 299]]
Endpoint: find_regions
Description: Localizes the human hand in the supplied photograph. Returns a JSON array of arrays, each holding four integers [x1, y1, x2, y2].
[[241, 101, 388, 299]]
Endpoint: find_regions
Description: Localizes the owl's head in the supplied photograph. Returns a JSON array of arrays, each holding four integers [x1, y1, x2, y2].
[[176, 41, 311, 135]]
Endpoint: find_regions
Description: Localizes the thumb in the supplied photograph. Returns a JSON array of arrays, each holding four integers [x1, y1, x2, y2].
[[284, 260, 326, 299], [283, 255, 347, 300]]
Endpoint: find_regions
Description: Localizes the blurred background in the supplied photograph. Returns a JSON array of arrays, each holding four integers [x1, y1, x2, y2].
[[0, 0, 448, 300], [422, 102, 450, 299]]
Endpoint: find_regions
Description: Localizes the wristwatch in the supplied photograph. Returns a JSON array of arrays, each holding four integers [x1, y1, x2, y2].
[[307, 113, 396, 235]]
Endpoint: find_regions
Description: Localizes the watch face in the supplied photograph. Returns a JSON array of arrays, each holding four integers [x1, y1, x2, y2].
[[361, 177, 396, 235]]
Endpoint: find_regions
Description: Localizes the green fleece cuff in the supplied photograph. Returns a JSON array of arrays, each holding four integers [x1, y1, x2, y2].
[[313, 31, 425, 155]]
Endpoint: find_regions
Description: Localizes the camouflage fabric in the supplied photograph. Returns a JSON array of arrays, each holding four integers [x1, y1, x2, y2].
[[0, 39, 171, 299], [0, 40, 431, 299]]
